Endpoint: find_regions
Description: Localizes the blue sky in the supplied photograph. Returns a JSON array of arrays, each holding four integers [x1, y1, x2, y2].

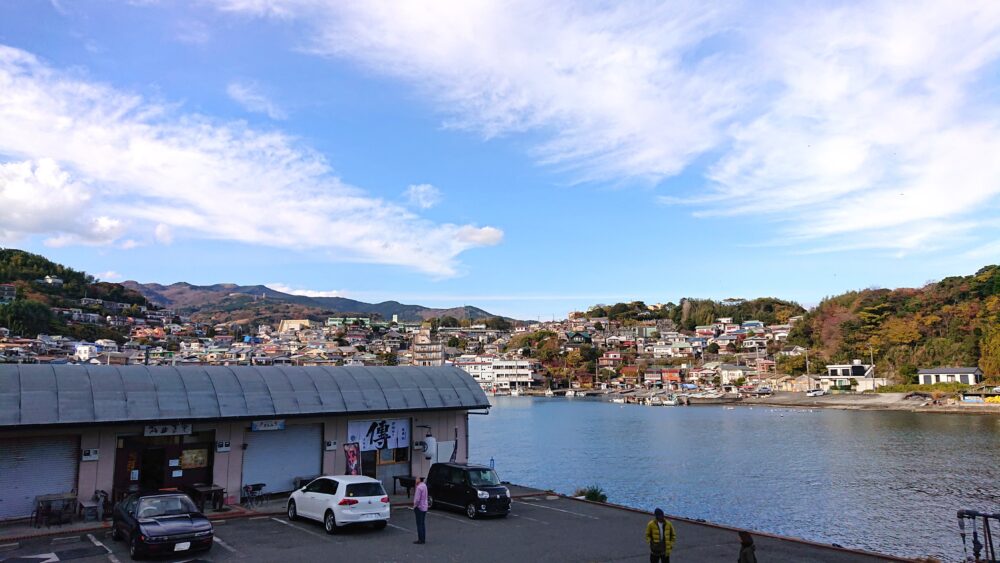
[[2, 1, 1000, 320]]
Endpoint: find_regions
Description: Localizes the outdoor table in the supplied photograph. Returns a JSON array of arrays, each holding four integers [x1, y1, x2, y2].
[[33, 492, 77, 527], [186, 484, 226, 512], [393, 475, 416, 497]]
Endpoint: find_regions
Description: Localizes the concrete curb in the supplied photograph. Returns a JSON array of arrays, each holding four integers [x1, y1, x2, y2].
[[556, 494, 918, 562]]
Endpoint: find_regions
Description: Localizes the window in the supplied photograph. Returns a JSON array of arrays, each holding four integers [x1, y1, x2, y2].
[[447, 467, 465, 486], [467, 469, 500, 487], [345, 483, 385, 498], [136, 495, 196, 518]]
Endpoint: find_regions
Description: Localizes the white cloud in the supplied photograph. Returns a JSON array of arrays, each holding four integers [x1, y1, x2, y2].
[[226, 81, 287, 120], [404, 184, 442, 209], [154, 223, 174, 245], [266, 283, 343, 298], [0, 158, 125, 246], [211, 0, 1000, 255], [0, 45, 502, 276], [96, 270, 122, 281]]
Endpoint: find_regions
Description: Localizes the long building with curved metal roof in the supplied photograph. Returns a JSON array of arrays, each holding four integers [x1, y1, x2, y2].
[[0, 364, 490, 428], [0, 365, 491, 521]]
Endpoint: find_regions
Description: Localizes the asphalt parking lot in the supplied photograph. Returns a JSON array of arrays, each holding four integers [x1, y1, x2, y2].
[[0, 495, 899, 563]]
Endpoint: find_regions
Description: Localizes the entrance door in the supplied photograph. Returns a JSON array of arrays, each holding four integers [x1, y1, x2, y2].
[[140, 448, 166, 491]]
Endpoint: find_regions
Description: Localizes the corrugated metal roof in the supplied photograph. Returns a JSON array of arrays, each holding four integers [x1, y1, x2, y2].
[[0, 365, 490, 428]]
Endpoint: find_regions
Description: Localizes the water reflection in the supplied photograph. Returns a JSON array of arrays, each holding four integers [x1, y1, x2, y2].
[[470, 397, 1000, 560]]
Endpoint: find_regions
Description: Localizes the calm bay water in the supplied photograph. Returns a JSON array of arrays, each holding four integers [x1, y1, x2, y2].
[[469, 397, 1000, 561]]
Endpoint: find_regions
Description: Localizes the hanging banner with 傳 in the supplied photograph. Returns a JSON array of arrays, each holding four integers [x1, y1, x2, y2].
[[347, 419, 410, 452]]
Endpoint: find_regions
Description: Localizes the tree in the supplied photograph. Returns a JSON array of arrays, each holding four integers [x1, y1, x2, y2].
[[439, 316, 460, 328], [378, 352, 398, 366], [485, 317, 512, 331], [0, 299, 54, 337], [594, 321, 604, 332], [447, 336, 461, 348], [706, 342, 720, 354], [979, 326, 1000, 378]]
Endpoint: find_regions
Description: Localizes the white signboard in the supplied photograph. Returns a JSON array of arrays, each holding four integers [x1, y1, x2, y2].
[[144, 423, 192, 437], [347, 419, 410, 452]]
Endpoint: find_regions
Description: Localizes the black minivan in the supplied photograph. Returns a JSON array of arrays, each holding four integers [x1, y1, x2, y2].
[[426, 462, 511, 519]]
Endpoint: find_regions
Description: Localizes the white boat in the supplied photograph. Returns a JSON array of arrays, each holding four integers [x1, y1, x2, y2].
[[510, 388, 522, 397], [611, 397, 626, 404], [544, 388, 554, 397], [565, 390, 577, 397]]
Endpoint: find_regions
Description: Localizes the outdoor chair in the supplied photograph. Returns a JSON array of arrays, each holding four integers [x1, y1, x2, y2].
[[243, 483, 266, 509]]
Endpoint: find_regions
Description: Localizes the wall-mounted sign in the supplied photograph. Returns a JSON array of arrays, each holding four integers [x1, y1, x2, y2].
[[251, 419, 285, 432], [347, 419, 410, 452], [144, 423, 192, 437]]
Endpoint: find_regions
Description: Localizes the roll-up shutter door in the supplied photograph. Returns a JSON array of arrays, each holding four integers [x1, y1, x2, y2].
[[242, 424, 322, 494], [0, 436, 80, 520]]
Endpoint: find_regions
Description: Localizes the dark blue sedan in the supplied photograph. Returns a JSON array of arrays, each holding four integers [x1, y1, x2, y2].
[[111, 492, 214, 560]]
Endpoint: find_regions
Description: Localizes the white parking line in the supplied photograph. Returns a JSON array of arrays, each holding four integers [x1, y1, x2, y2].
[[427, 511, 481, 527], [249, 516, 270, 520], [514, 501, 599, 520], [213, 536, 238, 554], [51, 535, 81, 545], [86, 532, 120, 563], [386, 522, 411, 532], [269, 517, 339, 542], [510, 513, 549, 525]]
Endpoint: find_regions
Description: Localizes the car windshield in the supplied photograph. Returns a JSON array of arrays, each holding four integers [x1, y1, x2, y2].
[[136, 496, 197, 519], [345, 483, 385, 498], [468, 469, 501, 487]]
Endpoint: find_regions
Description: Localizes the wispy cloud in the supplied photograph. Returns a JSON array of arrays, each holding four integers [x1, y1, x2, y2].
[[211, 0, 1000, 256], [0, 45, 502, 276], [404, 184, 442, 209], [175, 20, 211, 45], [96, 270, 122, 281], [226, 80, 286, 120], [266, 283, 343, 298]]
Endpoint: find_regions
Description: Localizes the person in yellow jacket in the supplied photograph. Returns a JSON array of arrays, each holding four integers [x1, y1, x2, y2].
[[644, 508, 676, 562]]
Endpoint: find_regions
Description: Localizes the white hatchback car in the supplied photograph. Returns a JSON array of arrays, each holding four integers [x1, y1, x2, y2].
[[806, 388, 826, 397], [287, 475, 390, 534]]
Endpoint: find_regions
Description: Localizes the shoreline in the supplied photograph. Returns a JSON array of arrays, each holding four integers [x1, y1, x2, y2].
[[739, 391, 1000, 415]]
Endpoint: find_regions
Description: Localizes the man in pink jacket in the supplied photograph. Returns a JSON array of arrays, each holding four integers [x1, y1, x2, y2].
[[413, 476, 428, 544]]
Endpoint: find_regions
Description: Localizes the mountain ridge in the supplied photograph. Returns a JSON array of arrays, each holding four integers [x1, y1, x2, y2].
[[120, 280, 499, 323]]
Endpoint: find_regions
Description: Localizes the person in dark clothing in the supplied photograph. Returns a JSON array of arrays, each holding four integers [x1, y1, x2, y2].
[[738, 531, 758, 563], [644, 508, 676, 563]]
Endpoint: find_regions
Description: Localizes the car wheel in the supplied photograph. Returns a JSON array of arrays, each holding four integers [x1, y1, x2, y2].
[[129, 536, 142, 560], [324, 510, 338, 534], [287, 500, 298, 521], [373, 520, 387, 530], [465, 503, 477, 519], [427, 496, 434, 510]]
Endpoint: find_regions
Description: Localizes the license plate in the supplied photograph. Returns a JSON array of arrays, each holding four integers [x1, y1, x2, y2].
[[174, 542, 191, 551], [362, 513, 377, 519]]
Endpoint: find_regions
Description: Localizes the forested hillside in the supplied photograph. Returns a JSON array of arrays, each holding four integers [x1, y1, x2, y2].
[[0, 249, 146, 341], [582, 298, 805, 329], [787, 265, 1000, 380]]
